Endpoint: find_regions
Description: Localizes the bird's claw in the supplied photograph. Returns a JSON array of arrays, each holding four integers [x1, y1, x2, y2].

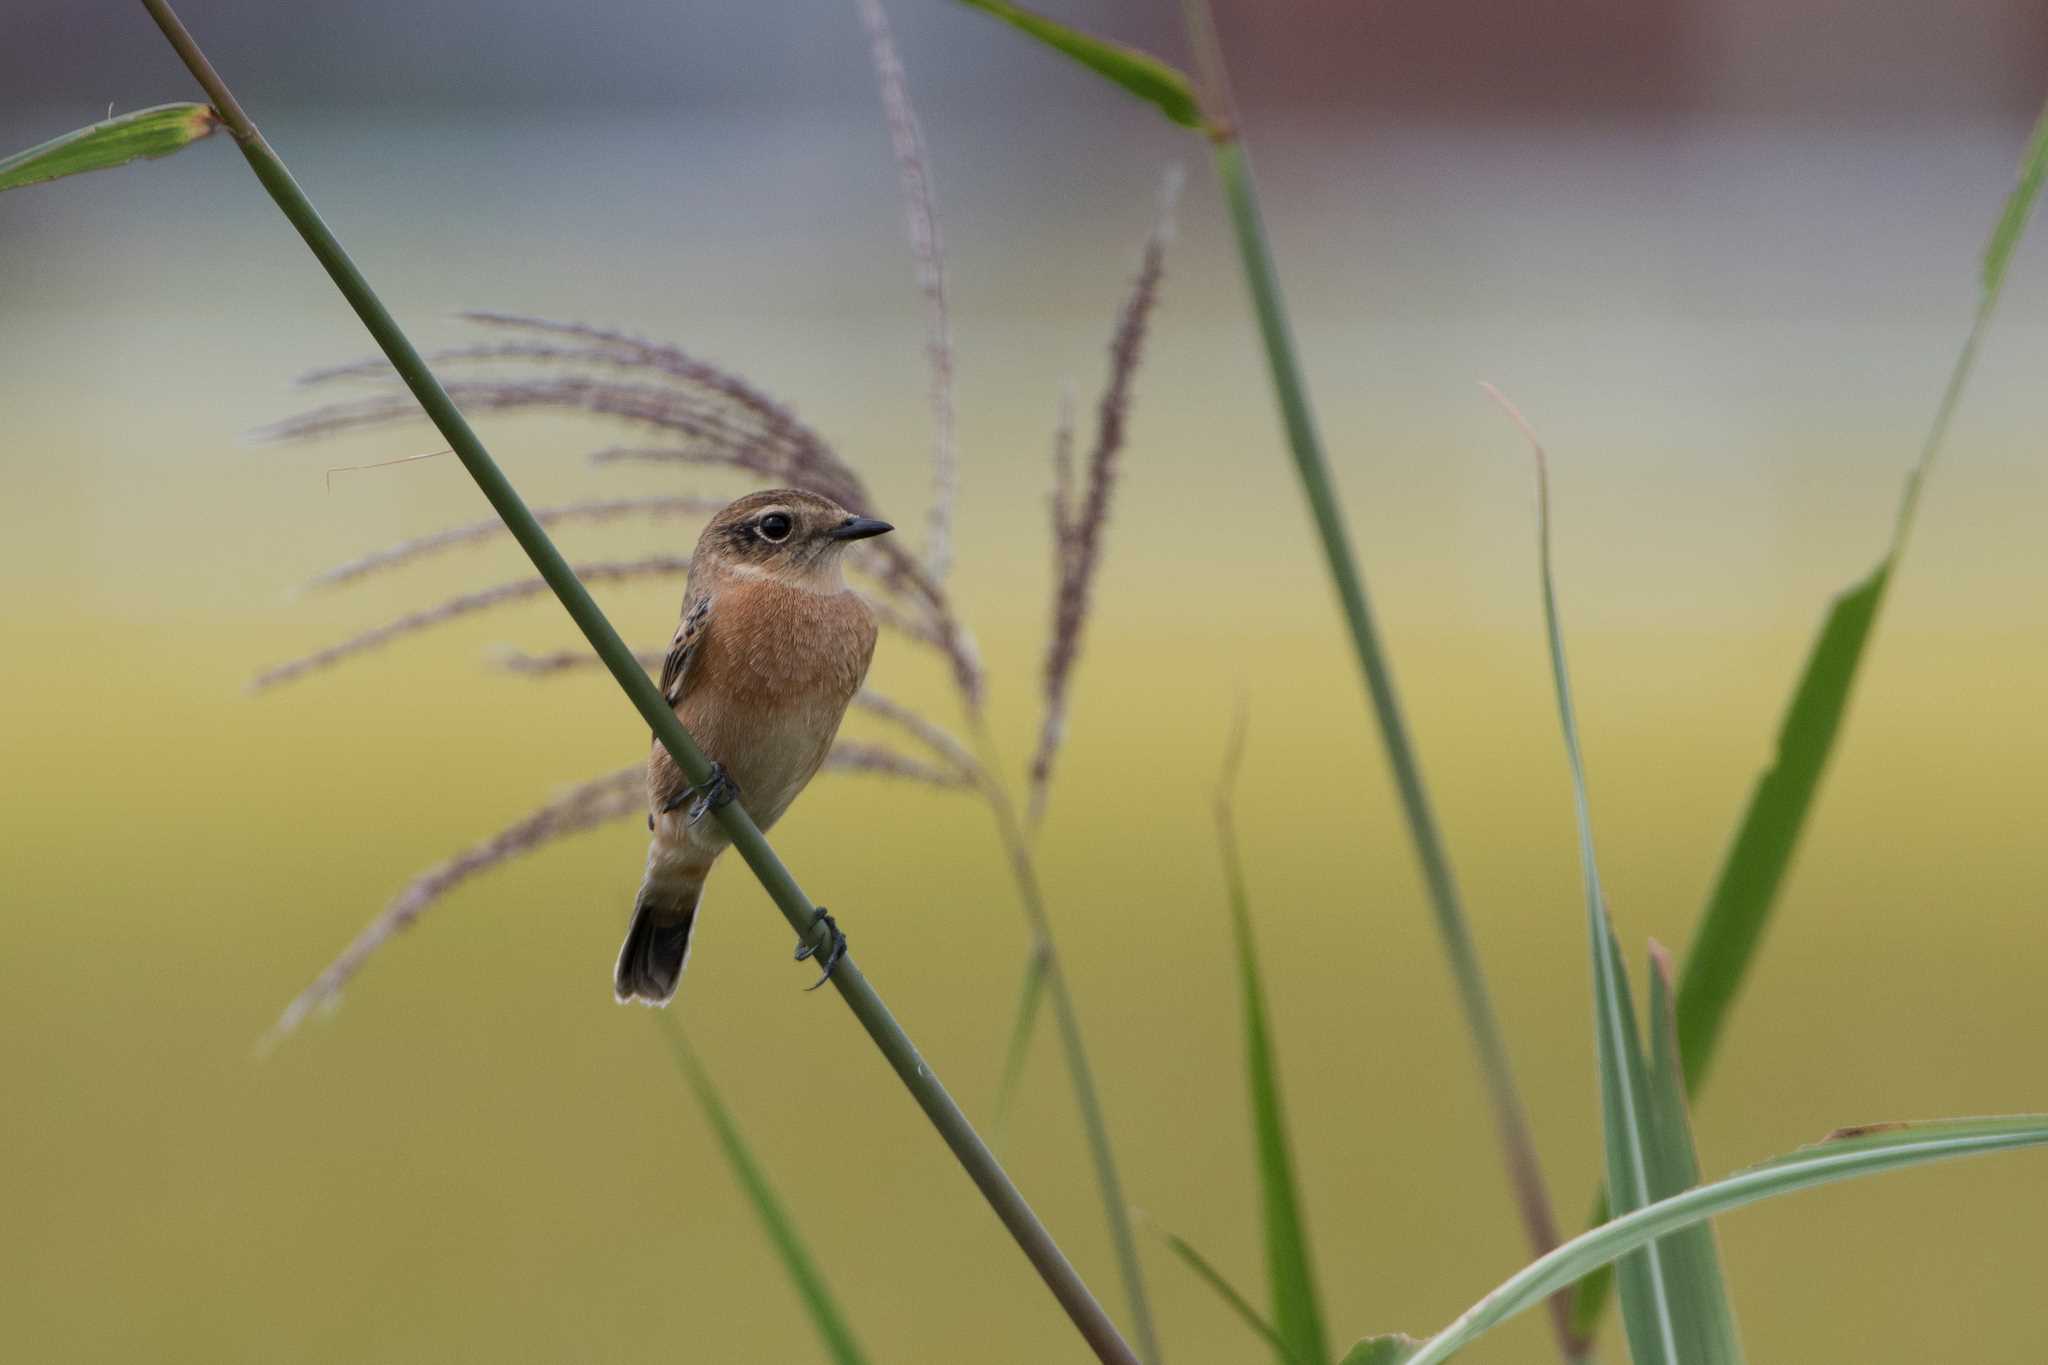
[[660, 762, 740, 826], [794, 906, 846, 991]]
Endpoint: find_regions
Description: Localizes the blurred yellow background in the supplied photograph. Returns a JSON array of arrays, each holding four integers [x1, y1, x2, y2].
[[5, 4, 2048, 1362]]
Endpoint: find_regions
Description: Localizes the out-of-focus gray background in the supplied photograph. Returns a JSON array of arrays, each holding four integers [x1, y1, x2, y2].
[[5, 4, 2047, 1362]]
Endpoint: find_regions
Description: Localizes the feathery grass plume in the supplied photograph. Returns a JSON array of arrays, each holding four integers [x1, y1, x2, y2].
[[263, 731, 970, 1044], [854, 0, 958, 582], [964, 176, 1180, 1365], [1026, 166, 1181, 826], [266, 377, 864, 512], [306, 495, 727, 591], [490, 644, 668, 675], [261, 765, 645, 1047], [822, 739, 978, 789], [850, 689, 983, 784], [249, 557, 691, 692], [273, 311, 869, 503], [268, 312, 984, 704]]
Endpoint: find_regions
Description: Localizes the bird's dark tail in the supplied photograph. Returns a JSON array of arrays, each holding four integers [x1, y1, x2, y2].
[[614, 876, 703, 1006]]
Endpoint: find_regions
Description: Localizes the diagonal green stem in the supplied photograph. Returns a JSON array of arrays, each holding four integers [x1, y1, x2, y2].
[[135, 4, 1136, 1361], [1181, 6, 1577, 1356]]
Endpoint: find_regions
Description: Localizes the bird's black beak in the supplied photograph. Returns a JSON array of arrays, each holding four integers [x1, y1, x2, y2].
[[828, 516, 894, 542]]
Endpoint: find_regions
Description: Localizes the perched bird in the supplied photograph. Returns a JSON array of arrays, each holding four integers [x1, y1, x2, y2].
[[614, 488, 891, 1005]]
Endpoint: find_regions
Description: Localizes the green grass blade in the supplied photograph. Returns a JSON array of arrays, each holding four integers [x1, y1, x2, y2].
[[658, 1018, 870, 1365], [0, 103, 220, 192], [1645, 945, 1745, 1360], [1569, 90, 2048, 1342], [1216, 714, 1330, 1365], [1338, 1338, 1421, 1365], [990, 945, 1050, 1152], [949, 0, 1205, 129], [1500, 384, 1683, 1364], [1209, 129, 1574, 1358], [1980, 102, 2048, 293], [1678, 92, 2048, 1101], [1157, 1227, 1306, 1365], [1672, 563, 1889, 1092], [1403, 1115, 2048, 1365], [1495, 384, 1747, 1363]]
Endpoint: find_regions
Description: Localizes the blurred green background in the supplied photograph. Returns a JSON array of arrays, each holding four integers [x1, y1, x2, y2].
[[5, 3, 2048, 1361]]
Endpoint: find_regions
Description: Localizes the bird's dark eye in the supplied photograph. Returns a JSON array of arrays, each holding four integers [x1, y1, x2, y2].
[[757, 512, 794, 542]]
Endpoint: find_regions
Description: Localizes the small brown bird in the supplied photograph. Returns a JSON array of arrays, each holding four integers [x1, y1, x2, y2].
[[614, 488, 891, 1005]]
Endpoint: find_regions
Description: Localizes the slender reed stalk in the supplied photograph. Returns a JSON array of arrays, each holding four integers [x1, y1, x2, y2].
[[971, 716, 1162, 1365], [1176, 4, 1577, 1356], [136, 4, 1135, 1359], [962, 178, 1185, 1364]]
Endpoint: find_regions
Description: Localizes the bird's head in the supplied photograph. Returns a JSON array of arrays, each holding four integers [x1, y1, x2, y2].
[[695, 488, 893, 585]]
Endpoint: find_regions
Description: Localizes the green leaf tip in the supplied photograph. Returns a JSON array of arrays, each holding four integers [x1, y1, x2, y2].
[[951, 0, 1206, 130], [1215, 709, 1330, 1365], [0, 103, 220, 193], [1339, 1336, 1421, 1365], [1981, 101, 2048, 295], [1157, 1225, 1308, 1365]]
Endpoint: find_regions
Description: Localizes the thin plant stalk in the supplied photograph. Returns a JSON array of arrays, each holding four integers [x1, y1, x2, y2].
[[657, 1019, 871, 1365], [1176, 3, 1576, 1353], [136, 5, 1136, 1360], [971, 716, 1164, 1365]]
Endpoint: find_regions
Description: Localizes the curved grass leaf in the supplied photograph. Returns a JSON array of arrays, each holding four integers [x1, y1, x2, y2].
[[1157, 1226, 1306, 1365], [658, 1019, 870, 1365], [1495, 383, 1744, 1364], [1216, 713, 1329, 1365], [950, 0, 1205, 130], [1402, 1115, 2048, 1365], [1570, 90, 2048, 1341], [0, 103, 219, 193]]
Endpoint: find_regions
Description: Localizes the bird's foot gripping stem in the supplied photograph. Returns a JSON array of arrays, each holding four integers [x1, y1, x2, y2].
[[794, 906, 847, 991], [660, 762, 740, 826]]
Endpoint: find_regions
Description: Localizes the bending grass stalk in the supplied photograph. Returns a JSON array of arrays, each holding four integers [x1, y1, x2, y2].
[[657, 1019, 870, 1365], [1181, 6, 1575, 1351], [136, 5, 1137, 1362]]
